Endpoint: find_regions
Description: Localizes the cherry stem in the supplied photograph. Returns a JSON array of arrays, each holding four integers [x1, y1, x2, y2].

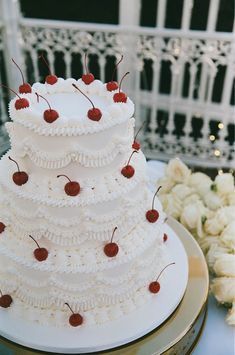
[[156, 262, 176, 282], [134, 121, 146, 141], [110, 227, 118, 243], [152, 186, 162, 210], [0, 84, 21, 99], [111, 55, 123, 81], [8, 156, 20, 173], [35, 93, 52, 111], [12, 58, 25, 84], [126, 150, 138, 166], [72, 84, 95, 109], [65, 302, 74, 314], [39, 54, 52, 75], [29, 235, 40, 249], [0, 290, 2, 297], [164, 217, 168, 224], [119, 72, 130, 93], [84, 53, 89, 74], [57, 174, 72, 183]]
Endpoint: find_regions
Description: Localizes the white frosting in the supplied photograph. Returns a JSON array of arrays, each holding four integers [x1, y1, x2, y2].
[[0, 76, 169, 327], [9, 78, 134, 136], [6, 119, 135, 169]]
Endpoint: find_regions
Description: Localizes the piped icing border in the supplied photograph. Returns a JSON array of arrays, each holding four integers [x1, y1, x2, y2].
[[0, 240, 168, 321], [0, 222, 162, 274], [0, 187, 165, 246], [6, 118, 135, 169], [0, 150, 147, 207], [8, 78, 135, 137], [1, 243, 168, 327]]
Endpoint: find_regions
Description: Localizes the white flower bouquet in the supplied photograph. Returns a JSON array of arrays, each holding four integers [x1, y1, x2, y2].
[[157, 158, 235, 325]]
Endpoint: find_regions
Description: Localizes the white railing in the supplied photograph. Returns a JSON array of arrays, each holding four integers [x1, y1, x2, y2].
[[0, 0, 234, 168]]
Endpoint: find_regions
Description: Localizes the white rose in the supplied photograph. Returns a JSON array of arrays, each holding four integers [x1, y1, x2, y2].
[[206, 243, 231, 269], [203, 191, 226, 210], [165, 158, 191, 184], [199, 236, 219, 254], [196, 215, 206, 239], [159, 193, 182, 219], [215, 206, 235, 228], [204, 217, 224, 236], [171, 184, 195, 200], [221, 221, 235, 250], [183, 193, 201, 207], [215, 173, 234, 196], [180, 201, 206, 230], [188, 172, 212, 197], [211, 277, 235, 303], [226, 302, 235, 326], [214, 254, 235, 277], [157, 176, 175, 194], [228, 191, 235, 206]]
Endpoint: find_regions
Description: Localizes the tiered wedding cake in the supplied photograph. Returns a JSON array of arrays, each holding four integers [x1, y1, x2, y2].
[[0, 63, 170, 327]]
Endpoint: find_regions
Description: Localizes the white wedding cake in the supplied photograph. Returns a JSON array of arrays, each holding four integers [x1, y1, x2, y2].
[[0, 64, 171, 327]]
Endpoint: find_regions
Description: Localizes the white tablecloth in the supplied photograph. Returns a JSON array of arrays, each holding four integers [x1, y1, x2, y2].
[[147, 160, 235, 355]]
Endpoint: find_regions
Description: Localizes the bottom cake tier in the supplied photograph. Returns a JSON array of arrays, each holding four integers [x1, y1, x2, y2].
[[0, 235, 169, 327], [0, 220, 189, 355]]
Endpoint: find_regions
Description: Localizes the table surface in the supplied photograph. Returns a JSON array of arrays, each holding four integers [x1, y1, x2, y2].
[[147, 160, 235, 355]]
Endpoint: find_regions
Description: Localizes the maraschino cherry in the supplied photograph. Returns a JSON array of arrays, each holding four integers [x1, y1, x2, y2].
[[72, 83, 102, 121], [113, 72, 129, 103], [149, 262, 176, 293], [106, 55, 123, 92], [0, 290, 13, 308], [146, 186, 162, 223], [121, 150, 138, 179], [82, 53, 95, 85], [57, 174, 80, 196], [65, 302, 83, 327], [36, 93, 59, 123], [12, 58, 32, 94], [0, 222, 6, 234], [9, 156, 28, 186], [0, 84, 29, 110], [29, 235, 48, 262], [132, 121, 146, 151], [39, 54, 58, 85], [104, 227, 119, 257]]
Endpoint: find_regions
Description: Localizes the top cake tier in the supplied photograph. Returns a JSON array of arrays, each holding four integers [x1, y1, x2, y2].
[[8, 78, 134, 136]]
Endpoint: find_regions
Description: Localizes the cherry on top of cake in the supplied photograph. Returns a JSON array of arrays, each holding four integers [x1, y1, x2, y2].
[[6, 56, 134, 134]]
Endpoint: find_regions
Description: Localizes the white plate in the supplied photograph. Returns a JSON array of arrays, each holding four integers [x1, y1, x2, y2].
[[0, 223, 188, 354]]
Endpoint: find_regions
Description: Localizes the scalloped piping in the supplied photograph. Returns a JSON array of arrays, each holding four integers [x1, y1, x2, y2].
[[1, 244, 164, 292], [0, 151, 147, 207], [7, 119, 135, 169], [0, 242, 168, 314], [2, 191, 161, 246], [0, 221, 163, 274], [1, 186, 149, 226]]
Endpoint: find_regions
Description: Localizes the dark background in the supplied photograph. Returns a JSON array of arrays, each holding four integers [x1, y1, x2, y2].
[[20, 0, 234, 32]]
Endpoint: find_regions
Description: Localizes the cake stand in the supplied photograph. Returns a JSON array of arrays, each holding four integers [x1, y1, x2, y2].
[[0, 218, 209, 354]]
